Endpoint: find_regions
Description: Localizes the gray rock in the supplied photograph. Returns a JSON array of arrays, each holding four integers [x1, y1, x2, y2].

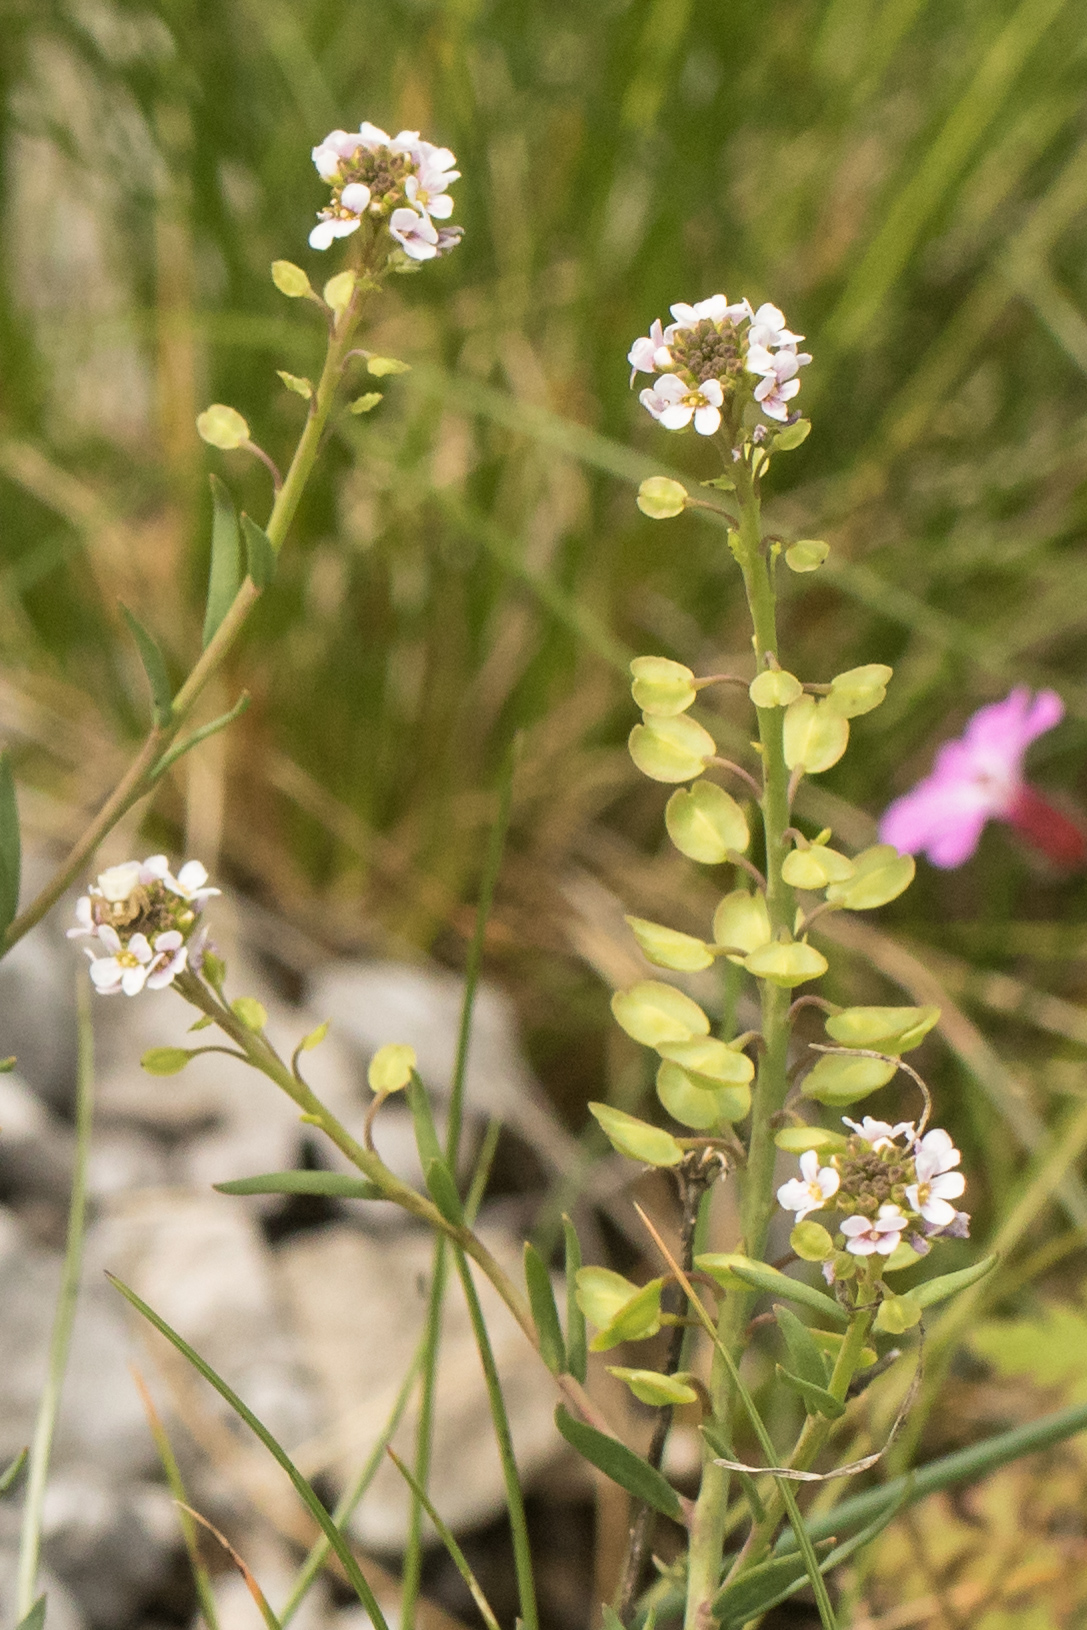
[[40, 1466, 179, 1627]]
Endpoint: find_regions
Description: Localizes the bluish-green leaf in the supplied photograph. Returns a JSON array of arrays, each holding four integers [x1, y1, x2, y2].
[[425, 1156, 465, 1225], [713, 1542, 834, 1624], [0, 752, 21, 938], [407, 1070, 444, 1169], [241, 513, 277, 589], [696, 1254, 849, 1328], [204, 474, 243, 646], [563, 1215, 587, 1384], [774, 1305, 831, 1389], [912, 1253, 997, 1310], [525, 1243, 565, 1376], [775, 1364, 845, 1419], [120, 605, 173, 726], [215, 1171, 383, 1199], [554, 1406, 683, 1523]]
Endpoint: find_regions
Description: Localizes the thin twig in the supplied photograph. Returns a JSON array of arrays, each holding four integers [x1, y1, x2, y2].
[[708, 756, 764, 799]]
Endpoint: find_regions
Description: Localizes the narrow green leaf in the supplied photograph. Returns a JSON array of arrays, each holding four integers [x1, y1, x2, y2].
[[241, 513, 277, 589], [774, 1305, 831, 1389], [407, 1071, 444, 1169], [387, 1450, 501, 1630], [16, 1596, 46, 1630], [204, 475, 243, 647], [524, 1244, 565, 1376], [554, 1406, 683, 1523], [714, 1541, 835, 1624], [215, 1171, 383, 1199], [0, 1446, 27, 1495], [147, 692, 251, 785], [912, 1253, 998, 1310], [0, 752, 21, 938], [775, 1364, 845, 1419], [696, 1254, 849, 1328], [106, 1274, 391, 1630], [120, 604, 173, 726], [563, 1215, 587, 1384], [721, 1497, 904, 1627], [601, 1606, 625, 1630], [425, 1156, 465, 1225]]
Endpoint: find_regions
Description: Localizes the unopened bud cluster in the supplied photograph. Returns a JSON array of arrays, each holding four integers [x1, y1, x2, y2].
[[69, 856, 218, 996], [310, 121, 462, 261], [629, 295, 811, 442]]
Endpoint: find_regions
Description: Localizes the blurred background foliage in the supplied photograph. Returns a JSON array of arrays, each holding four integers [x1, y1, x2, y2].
[[6, 0, 1087, 1620]]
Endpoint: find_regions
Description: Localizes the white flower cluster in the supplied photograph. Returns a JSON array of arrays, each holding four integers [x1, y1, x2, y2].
[[69, 855, 218, 997], [777, 1116, 968, 1263], [628, 296, 811, 436], [310, 121, 462, 261]]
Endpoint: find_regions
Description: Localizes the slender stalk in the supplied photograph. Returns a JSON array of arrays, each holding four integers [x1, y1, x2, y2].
[[684, 459, 796, 1630], [400, 1241, 448, 1630], [1, 264, 376, 958], [16, 976, 94, 1616], [132, 1369, 222, 1630]]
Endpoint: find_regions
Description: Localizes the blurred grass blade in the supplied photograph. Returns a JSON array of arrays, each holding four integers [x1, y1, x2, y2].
[[387, 1450, 502, 1630], [131, 1369, 221, 1630], [554, 1406, 684, 1523], [16, 976, 94, 1619], [425, 1155, 465, 1225], [0, 751, 21, 941], [120, 605, 173, 727], [204, 475, 243, 646], [562, 1216, 587, 1385], [106, 1274, 391, 1630], [15, 1597, 45, 1630], [148, 692, 251, 784], [1, 1447, 27, 1495], [524, 1242, 565, 1376], [215, 1171, 383, 1198], [179, 1503, 280, 1630]]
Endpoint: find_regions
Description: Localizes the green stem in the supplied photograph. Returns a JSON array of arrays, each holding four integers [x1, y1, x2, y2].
[[16, 976, 94, 1617], [1, 266, 376, 958], [684, 459, 796, 1630], [400, 1240, 448, 1630]]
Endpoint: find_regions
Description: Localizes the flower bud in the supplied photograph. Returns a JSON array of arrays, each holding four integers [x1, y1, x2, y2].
[[630, 656, 697, 717], [636, 476, 688, 519], [196, 404, 250, 450]]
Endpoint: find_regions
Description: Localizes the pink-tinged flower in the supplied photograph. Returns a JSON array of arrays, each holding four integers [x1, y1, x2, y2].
[[85, 926, 188, 997], [747, 302, 805, 351], [309, 215, 362, 251], [389, 206, 440, 260], [905, 1127, 966, 1228], [879, 688, 1084, 869], [751, 350, 808, 421], [841, 1205, 906, 1257], [627, 319, 673, 385], [777, 1150, 840, 1221], [842, 1116, 915, 1151], [666, 294, 752, 333], [639, 374, 724, 435]]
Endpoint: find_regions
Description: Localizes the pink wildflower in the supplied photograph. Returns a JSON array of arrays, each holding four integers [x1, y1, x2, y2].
[[879, 688, 1084, 869]]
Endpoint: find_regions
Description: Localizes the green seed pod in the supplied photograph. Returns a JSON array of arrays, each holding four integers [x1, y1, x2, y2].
[[773, 418, 811, 451], [783, 695, 850, 774], [625, 915, 715, 971], [231, 996, 268, 1032], [875, 1293, 923, 1335], [825, 844, 915, 910], [323, 270, 357, 315], [791, 1221, 836, 1261], [636, 476, 688, 519], [781, 845, 855, 889], [656, 1060, 751, 1128], [785, 539, 829, 573], [825, 1004, 939, 1054], [774, 1126, 850, 1155], [606, 1367, 699, 1407], [588, 1102, 684, 1167], [749, 669, 803, 708], [141, 1047, 195, 1076], [743, 940, 829, 989], [800, 1053, 898, 1106], [826, 664, 893, 719], [630, 656, 697, 717], [657, 1035, 754, 1085], [367, 1042, 417, 1093], [196, 404, 249, 450], [665, 780, 750, 862], [271, 260, 313, 298], [628, 714, 716, 783], [611, 980, 711, 1046], [712, 890, 771, 956]]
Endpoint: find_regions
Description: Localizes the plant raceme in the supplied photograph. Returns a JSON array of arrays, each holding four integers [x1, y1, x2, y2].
[[36, 146, 1063, 1630]]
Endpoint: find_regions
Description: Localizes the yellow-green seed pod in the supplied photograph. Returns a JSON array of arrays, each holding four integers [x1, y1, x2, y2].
[[712, 890, 771, 958], [323, 270, 356, 315], [367, 356, 412, 376], [666, 780, 749, 863], [875, 1293, 922, 1335], [628, 714, 716, 782], [231, 996, 268, 1032], [800, 1053, 897, 1106], [588, 1278, 665, 1351], [657, 1035, 754, 1086], [790, 1221, 835, 1262], [277, 370, 314, 400], [196, 404, 250, 450], [825, 844, 915, 910], [367, 1042, 417, 1094], [785, 539, 829, 573], [349, 393, 383, 414], [749, 669, 803, 708], [781, 845, 855, 889], [773, 418, 811, 451], [588, 1102, 684, 1167], [141, 1047, 194, 1076], [606, 1367, 699, 1406], [271, 259, 313, 298], [783, 695, 850, 774], [575, 1266, 640, 1329], [826, 664, 893, 719], [630, 656, 697, 717], [611, 980, 711, 1046], [774, 1125, 849, 1155], [656, 1060, 751, 1127], [625, 916, 715, 972], [636, 476, 688, 519], [825, 1004, 939, 1054], [743, 940, 828, 989]]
